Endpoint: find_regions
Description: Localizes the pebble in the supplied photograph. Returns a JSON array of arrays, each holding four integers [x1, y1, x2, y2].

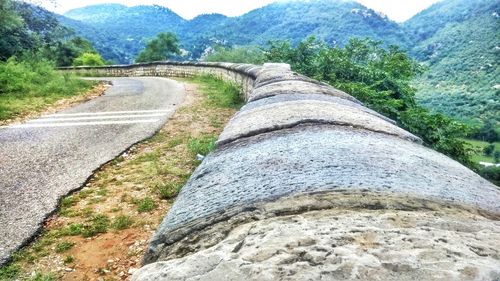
[[128, 268, 138, 275]]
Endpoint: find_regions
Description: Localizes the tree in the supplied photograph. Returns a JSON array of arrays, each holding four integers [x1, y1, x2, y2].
[[483, 144, 495, 157], [204, 45, 265, 64], [494, 151, 500, 164], [0, 0, 26, 59], [473, 120, 499, 143], [73, 52, 105, 66], [135, 32, 180, 63]]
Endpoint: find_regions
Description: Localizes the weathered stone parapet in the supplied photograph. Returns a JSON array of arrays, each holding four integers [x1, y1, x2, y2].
[[62, 62, 500, 280]]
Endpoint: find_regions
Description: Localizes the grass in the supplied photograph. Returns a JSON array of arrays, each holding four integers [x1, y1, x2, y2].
[[156, 181, 185, 200], [191, 75, 243, 109], [135, 197, 157, 213], [111, 215, 134, 230], [187, 134, 218, 157], [55, 241, 75, 253], [0, 58, 95, 121], [82, 214, 110, 237], [0, 264, 20, 280], [464, 139, 500, 163]]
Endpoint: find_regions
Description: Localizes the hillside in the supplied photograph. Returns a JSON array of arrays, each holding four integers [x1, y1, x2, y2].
[[405, 0, 499, 124], [61, 0, 410, 63]]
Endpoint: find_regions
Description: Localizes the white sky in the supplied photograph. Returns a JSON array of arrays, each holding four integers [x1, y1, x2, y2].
[[40, 0, 442, 22]]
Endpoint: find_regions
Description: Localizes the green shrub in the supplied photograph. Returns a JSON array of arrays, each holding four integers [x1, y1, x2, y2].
[[55, 241, 74, 253], [73, 52, 105, 66], [112, 215, 134, 230], [0, 57, 93, 120], [136, 197, 157, 213]]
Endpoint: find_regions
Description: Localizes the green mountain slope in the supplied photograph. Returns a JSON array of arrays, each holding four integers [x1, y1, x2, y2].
[[406, 0, 499, 124], [61, 0, 410, 63]]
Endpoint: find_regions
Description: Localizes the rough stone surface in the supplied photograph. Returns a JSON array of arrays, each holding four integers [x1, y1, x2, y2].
[[145, 125, 499, 263], [249, 79, 359, 104], [217, 99, 419, 145], [134, 203, 500, 281], [242, 93, 395, 124]]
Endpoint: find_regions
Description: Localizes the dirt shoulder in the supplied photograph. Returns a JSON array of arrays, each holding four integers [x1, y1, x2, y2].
[[0, 77, 240, 281]]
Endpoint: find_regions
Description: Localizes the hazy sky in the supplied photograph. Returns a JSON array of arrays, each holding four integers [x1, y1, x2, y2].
[[40, 0, 442, 22]]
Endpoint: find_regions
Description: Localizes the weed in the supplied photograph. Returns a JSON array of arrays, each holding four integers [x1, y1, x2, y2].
[[55, 241, 75, 253], [28, 272, 56, 281], [60, 224, 84, 236], [0, 264, 20, 280], [63, 256, 74, 264], [136, 197, 157, 213], [187, 134, 217, 157], [112, 215, 134, 230], [60, 196, 78, 208], [96, 188, 108, 196], [156, 181, 184, 200], [167, 137, 183, 148], [82, 214, 110, 237]]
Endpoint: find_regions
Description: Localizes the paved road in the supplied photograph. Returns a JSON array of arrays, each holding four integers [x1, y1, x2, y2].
[[0, 77, 185, 264]]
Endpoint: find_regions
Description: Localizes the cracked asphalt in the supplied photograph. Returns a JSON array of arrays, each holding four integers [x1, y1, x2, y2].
[[0, 77, 185, 264]]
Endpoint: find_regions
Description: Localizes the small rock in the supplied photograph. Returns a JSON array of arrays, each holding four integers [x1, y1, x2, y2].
[[128, 268, 138, 275], [64, 268, 73, 272], [196, 154, 205, 161]]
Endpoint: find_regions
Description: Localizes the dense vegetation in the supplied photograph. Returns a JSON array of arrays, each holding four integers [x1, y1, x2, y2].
[[135, 32, 180, 63], [61, 1, 409, 63], [405, 0, 499, 126], [0, 0, 99, 121]]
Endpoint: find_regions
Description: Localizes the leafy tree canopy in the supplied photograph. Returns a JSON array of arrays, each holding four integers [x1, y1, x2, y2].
[[135, 32, 180, 63], [73, 52, 105, 66]]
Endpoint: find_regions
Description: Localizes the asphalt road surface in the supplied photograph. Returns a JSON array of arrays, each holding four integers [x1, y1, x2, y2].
[[0, 77, 185, 264]]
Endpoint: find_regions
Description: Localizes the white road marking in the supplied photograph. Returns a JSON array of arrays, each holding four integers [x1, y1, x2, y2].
[[5, 119, 160, 129], [44, 109, 173, 117], [30, 113, 167, 123]]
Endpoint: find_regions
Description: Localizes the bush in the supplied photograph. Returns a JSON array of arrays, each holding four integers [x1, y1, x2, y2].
[[73, 52, 105, 66], [478, 166, 500, 186], [0, 57, 93, 120], [483, 144, 495, 156], [204, 45, 266, 64]]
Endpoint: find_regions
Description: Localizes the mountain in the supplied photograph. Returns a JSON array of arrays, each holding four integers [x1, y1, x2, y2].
[[61, 0, 410, 63], [405, 0, 499, 124]]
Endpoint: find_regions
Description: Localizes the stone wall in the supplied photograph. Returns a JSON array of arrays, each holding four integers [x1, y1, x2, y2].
[[63, 62, 500, 280]]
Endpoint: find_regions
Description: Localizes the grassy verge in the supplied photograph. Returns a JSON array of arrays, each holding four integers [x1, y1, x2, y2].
[[0, 75, 242, 280], [464, 139, 500, 163], [0, 58, 96, 123]]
